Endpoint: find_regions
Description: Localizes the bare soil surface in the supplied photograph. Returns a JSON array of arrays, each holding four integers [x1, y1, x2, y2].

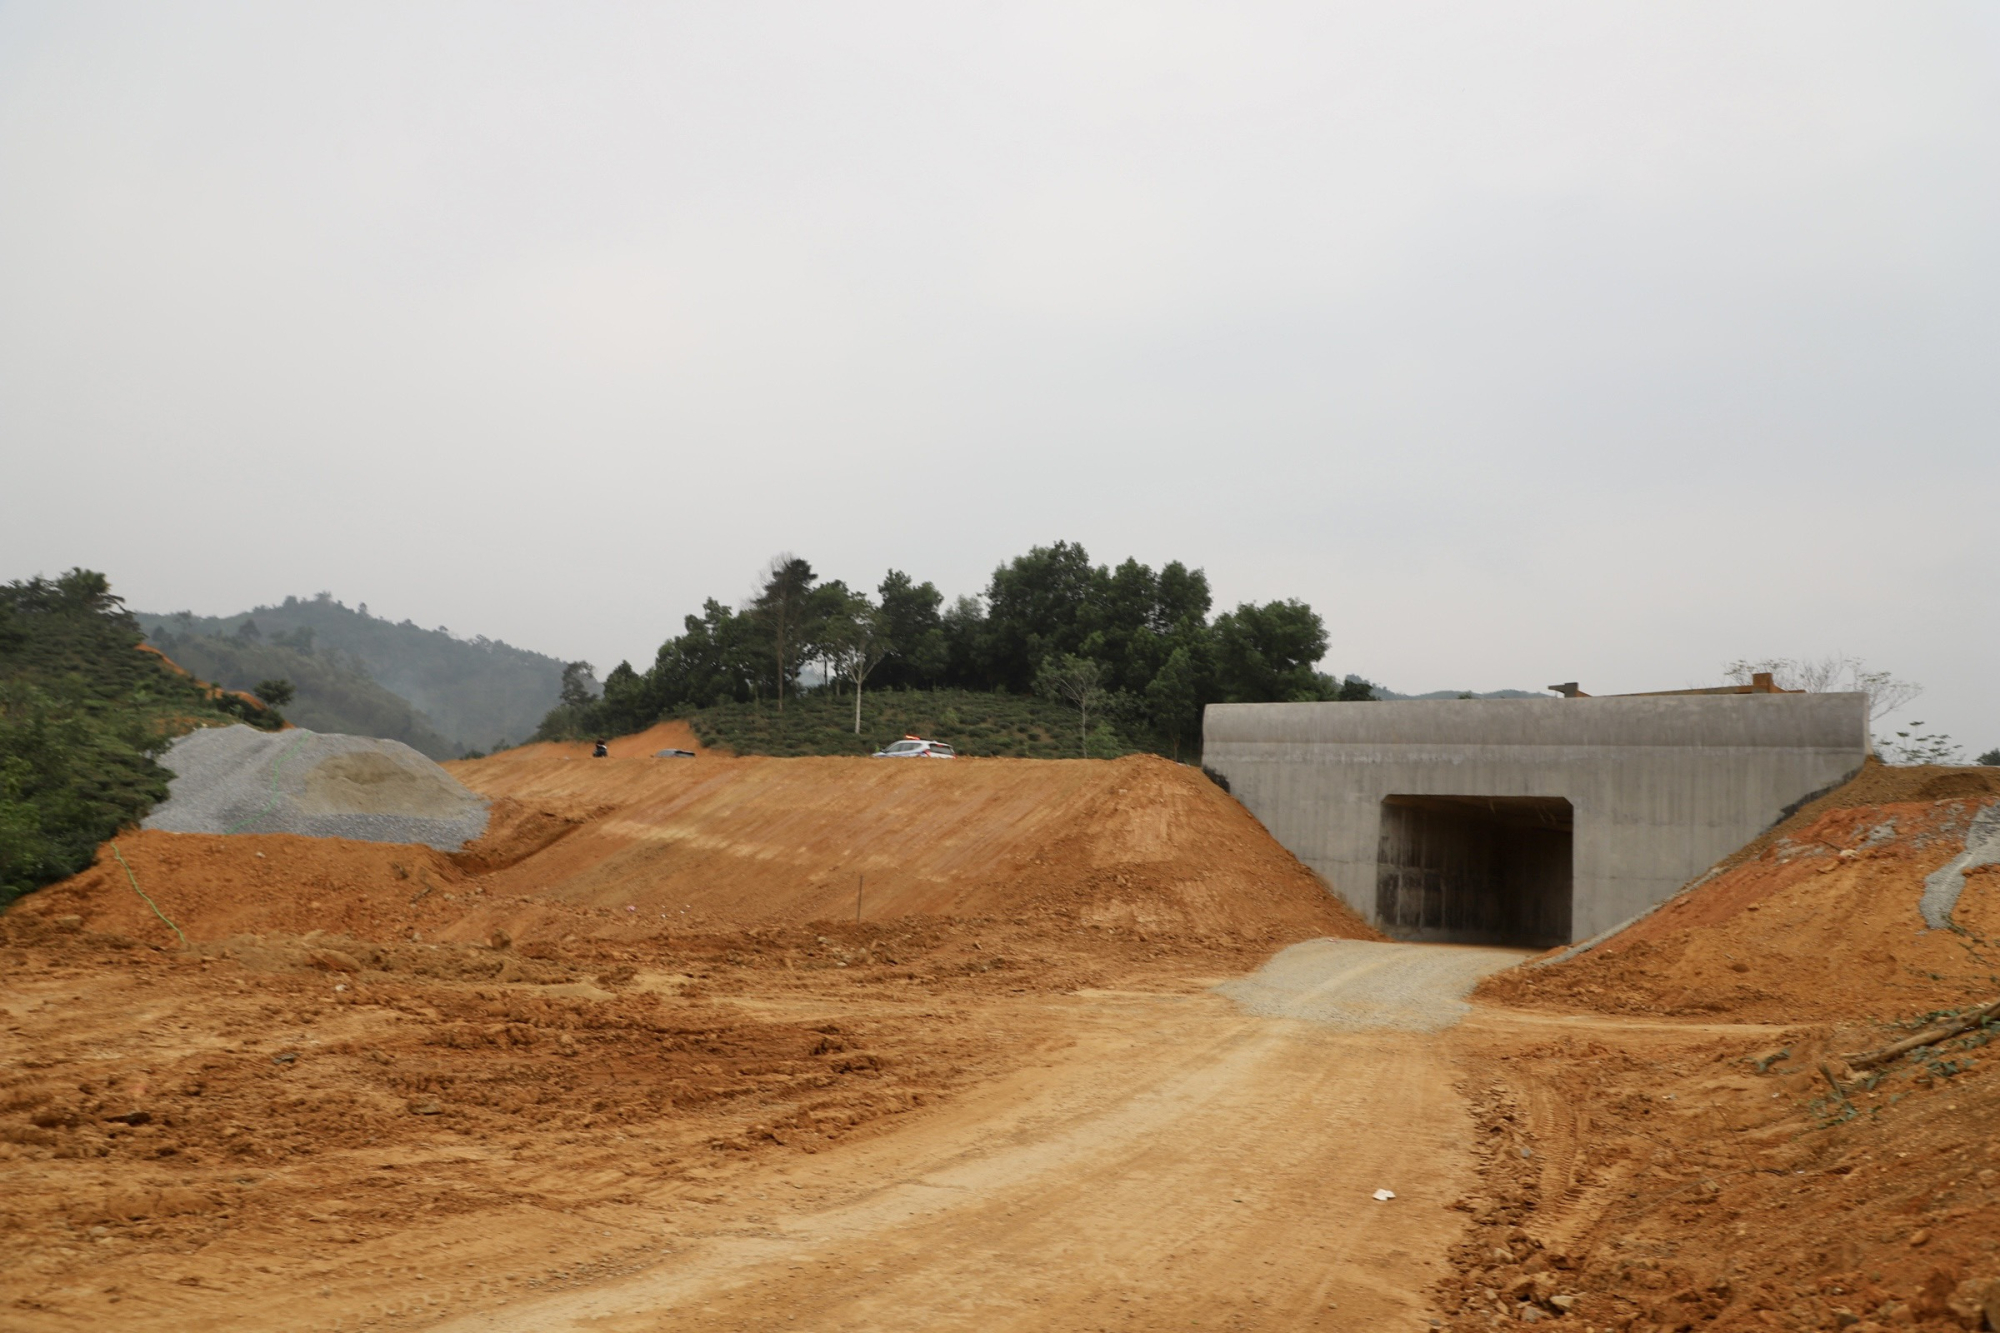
[[1483, 764, 2000, 1023], [8, 751, 2000, 1332], [446, 750, 1360, 938], [1434, 1004, 2000, 1332], [427, 942, 1526, 1333], [1450, 764, 2000, 1331]]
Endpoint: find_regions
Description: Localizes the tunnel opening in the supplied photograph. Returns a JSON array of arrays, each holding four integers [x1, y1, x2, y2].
[[1375, 795, 1573, 947]]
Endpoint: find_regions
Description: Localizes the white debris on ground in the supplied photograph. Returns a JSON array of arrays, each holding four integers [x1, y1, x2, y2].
[[143, 725, 490, 850]]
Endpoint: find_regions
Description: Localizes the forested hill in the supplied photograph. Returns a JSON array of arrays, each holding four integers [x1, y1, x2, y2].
[[2, 570, 281, 904], [544, 540, 1549, 759], [135, 595, 563, 755], [136, 626, 460, 760]]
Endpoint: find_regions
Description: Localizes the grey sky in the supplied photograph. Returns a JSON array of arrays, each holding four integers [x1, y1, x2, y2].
[[3, 3, 1995, 749]]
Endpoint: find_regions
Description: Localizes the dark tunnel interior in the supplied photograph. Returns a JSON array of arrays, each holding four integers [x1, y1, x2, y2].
[[1375, 795, 1574, 947]]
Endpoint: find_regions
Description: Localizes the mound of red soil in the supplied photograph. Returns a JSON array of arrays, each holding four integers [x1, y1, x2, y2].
[[446, 749, 1372, 944], [1481, 762, 2000, 1023], [23, 747, 1371, 957], [28, 831, 473, 948]]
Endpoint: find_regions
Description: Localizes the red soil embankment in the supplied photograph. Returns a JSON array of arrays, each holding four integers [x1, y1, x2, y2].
[[497, 718, 714, 761], [1481, 762, 2000, 1022], [35, 743, 1372, 952], [445, 748, 1370, 942]]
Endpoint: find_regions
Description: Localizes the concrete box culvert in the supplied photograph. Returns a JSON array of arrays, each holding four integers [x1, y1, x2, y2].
[[1202, 693, 1869, 946]]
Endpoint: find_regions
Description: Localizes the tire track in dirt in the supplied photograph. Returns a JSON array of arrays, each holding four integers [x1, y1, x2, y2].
[[429, 948, 1524, 1333]]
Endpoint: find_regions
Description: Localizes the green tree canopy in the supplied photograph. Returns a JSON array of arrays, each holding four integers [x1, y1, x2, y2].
[[1211, 599, 1333, 702], [530, 541, 1372, 759]]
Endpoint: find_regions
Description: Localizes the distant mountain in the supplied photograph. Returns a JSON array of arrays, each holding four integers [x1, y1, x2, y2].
[[139, 624, 460, 759], [135, 594, 564, 754]]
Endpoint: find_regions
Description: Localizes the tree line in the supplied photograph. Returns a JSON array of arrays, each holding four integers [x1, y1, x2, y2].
[[539, 541, 1374, 757]]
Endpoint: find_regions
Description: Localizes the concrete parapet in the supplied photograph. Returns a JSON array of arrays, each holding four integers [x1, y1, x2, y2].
[[1202, 693, 1869, 945]]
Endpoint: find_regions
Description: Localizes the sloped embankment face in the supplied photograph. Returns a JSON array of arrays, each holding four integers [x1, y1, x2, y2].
[[498, 718, 713, 761], [0, 745, 1373, 1329], [1437, 765, 2000, 1333], [1479, 764, 2000, 1023], [447, 750, 1372, 943], [24, 749, 1371, 953]]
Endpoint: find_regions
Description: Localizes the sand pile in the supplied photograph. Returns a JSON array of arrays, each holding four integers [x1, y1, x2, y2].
[[1481, 761, 2000, 1022], [144, 725, 489, 850]]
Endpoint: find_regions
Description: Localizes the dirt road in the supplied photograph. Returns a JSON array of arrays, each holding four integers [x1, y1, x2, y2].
[[428, 943, 1524, 1333]]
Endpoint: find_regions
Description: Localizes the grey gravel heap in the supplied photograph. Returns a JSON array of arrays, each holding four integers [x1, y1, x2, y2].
[[143, 725, 490, 850], [1920, 801, 2000, 930]]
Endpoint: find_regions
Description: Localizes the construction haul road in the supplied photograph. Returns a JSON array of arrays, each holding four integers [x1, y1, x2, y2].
[[433, 942, 1526, 1333]]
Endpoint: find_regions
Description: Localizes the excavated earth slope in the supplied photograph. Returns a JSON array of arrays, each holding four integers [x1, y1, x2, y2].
[[445, 749, 1364, 942], [38, 751, 1369, 951], [1480, 761, 2000, 1022], [1436, 762, 2000, 1333]]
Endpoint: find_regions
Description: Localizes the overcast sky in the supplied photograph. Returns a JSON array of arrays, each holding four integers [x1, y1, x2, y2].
[[2, 2, 1995, 749]]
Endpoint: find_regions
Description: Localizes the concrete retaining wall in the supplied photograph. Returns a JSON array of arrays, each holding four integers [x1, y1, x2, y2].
[[1201, 693, 1870, 943]]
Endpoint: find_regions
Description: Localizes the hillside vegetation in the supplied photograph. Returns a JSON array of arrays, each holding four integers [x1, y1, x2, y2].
[[683, 688, 1142, 759], [139, 624, 459, 759], [540, 540, 1382, 758], [0, 570, 279, 904], [136, 595, 564, 754]]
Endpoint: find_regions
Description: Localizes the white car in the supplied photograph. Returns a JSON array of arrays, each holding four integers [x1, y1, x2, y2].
[[873, 736, 957, 758]]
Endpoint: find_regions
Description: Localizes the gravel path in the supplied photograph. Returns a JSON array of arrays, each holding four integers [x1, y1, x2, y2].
[[143, 725, 489, 850], [1216, 938, 1530, 1031]]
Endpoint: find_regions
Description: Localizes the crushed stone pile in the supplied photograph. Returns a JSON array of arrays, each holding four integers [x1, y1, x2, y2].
[[144, 725, 489, 850], [1479, 761, 2000, 1022]]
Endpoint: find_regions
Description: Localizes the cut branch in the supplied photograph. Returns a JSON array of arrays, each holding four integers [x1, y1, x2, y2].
[[1840, 996, 2000, 1072]]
